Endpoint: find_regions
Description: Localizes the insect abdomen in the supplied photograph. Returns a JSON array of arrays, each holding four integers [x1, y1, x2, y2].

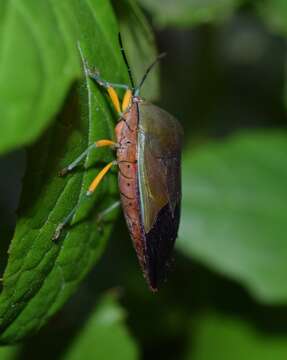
[[115, 103, 147, 272]]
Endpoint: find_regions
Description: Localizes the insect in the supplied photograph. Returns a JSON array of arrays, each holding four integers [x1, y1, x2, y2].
[[54, 36, 183, 291]]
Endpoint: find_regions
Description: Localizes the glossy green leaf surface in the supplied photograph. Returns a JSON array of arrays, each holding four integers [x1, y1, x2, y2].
[[138, 0, 244, 27], [178, 132, 287, 304], [0, 0, 80, 155], [186, 312, 287, 359], [0, 0, 159, 344], [62, 293, 139, 360], [0, 294, 138, 359]]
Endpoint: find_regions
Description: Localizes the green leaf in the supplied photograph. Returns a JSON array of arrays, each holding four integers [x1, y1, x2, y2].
[[257, 0, 287, 37], [0, 0, 81, 155], [138, 0, 244, 28], [178, 132, 287, 304], [186, 312, 287, 359], [0, 0, 133, 344], [112, 0, 160, 101], [0, 346, 19, 360], [62, 293, 139, 360]]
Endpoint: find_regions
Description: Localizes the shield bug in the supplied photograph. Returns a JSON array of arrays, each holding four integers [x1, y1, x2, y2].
[[54, 36, 183, 291]]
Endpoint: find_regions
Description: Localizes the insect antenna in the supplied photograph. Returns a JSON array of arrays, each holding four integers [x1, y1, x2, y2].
[[134, 52, 166, 96], [118, 33, 135, 90]]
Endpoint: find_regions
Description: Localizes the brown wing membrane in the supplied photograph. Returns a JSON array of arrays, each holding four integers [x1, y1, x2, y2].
[[137, 101, 182, 289]]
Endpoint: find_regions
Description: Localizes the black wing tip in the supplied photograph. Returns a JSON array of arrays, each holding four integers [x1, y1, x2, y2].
[[145, 258, 173, 293], [143, 202, 180, 292], [146, 271, 162, 292], [149, 284, 159, 293]]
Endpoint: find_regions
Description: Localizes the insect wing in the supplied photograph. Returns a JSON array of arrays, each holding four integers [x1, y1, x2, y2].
[[137, 102, 182, 288]]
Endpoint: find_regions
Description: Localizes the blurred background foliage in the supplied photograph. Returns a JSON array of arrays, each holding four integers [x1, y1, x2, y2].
[[0, 0, 287, 359]]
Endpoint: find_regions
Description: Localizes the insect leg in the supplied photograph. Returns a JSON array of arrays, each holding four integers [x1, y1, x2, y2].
[[95, 200, 121, 233], [96, 200, 120, 224], [122, 89, 132, 112], [88, 70, 130, 114], [59, 139, 117, 176], [87, 160, 117, 196], [53, 206, 79, 241], [53, 160, 117, 241], [88, 70, 129, 91]]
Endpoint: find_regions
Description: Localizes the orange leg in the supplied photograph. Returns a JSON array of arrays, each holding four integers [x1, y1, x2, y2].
[[107, 86, 121, 114], [53, 160, 117, 241], [87, 160, 117, 195], [87, 69, 132, 114], [54, 70, 132, 240], [122, 89, 132, 112], [59, 139, 117, 176]]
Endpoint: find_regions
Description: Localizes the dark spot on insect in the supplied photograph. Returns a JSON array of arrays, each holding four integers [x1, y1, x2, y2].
[[127, 183, 130, 186], [129, 202, 132, 206], [127, 164, 130, 168]]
